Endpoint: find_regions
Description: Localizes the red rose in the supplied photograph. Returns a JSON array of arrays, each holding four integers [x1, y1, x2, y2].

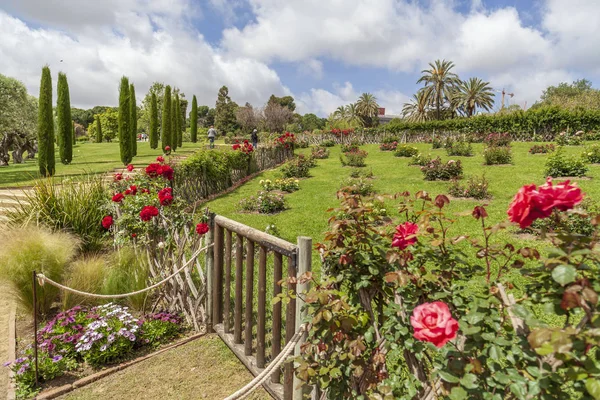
[[141, 188, 150, 194], [114, 173, 123, 181], [538, 178, 583, 212], [145, 163, 162, 178], [124, 185, 137, 196], [139, 205, 159, 221], [101, 215, 113, 230], [196, 222, 209, 235], [126, 164, 134, 172], [131, 233, 137, 238], [232, 144, 240, 150], [410, 302, 459, 348], [392, 222, 418, 250], [165, 146, 171, 152], [158, 187, 173, 206], [112, 193, 125, 203], [161, 165, 174, 180], [156, 156, 164, 163]]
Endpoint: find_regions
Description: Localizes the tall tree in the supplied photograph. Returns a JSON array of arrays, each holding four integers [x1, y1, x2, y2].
[[118, 76, 131, 165], [56, 72, 73, 165], [454, 77, 495, 117], [95, 116, 102, 143], [402, 90, 431, 123], [235, 102, 260, 133], [263, 102, 293, 132], [190, 95, 198, 143], [72, 121, 76, 145], [37, 66, 55, 176], [171, 93, 178, 151], [130, 83, 137, 157], [149, 92, 158, 148], [267, 95, 296, 112], [176, 96, 183, 147], [215, 86, 238, 133], [161, 85, 172, 151], [417, 59, 460, 120], [355, 93, 379, 127]]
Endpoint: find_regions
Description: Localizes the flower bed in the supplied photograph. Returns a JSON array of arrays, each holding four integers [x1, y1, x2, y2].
[[421, 157, 463, 180], [393, 144, 419, 158], [483, 145, 512, 165], [408, 152, 432, 166], [484, 132, 512, 147], [281, 155, 314, 178], [238, 191, 286, 214], [529, 143, 555, 154], [445, 139, 473, 156], [311, 146, 330, 159], [448, 175, 491, 199], [544, 147, 588, 177], [340, 149, 368, 167], [583, 143, 600, 163], [259, 178, 300, 193], [379, 141, 398, 151]]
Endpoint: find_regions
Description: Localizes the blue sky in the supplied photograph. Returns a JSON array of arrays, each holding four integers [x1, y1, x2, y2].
[[0, 0, 598, 116]]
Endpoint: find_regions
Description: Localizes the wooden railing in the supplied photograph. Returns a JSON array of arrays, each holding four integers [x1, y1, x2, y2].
[[207, 214, 311, 400]]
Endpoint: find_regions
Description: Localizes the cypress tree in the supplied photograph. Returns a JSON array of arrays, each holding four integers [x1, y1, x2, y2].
[[72, 122, 76, 146], [190, 95, 198, 143], [176, 95, 182, 148], [37, 66, 55, 176], [171, 94, 178, 151], [96, 116, 102, 143], [130, 83, 137, 157], [161, 86, 172, 151], [118, 76, 131, 165], [149, 92, 158, 149]]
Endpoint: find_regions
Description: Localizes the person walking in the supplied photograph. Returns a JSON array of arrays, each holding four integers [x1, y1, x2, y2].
[[251, 129, 259, 149], [207, 125, 217, 149]]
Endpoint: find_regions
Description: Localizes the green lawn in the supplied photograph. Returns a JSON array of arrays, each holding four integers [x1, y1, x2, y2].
[[205, 142, 600, 279], [0, 141, 206, 188]]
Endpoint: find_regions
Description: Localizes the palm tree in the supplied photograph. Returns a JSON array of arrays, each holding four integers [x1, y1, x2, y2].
[[355, 93, 379, 127], [417, 59, 460, 120], [402, 90, 431, 123], [344, 103, 363, 127], [454, 77, 495, 117], [333, 106, 348, 120]]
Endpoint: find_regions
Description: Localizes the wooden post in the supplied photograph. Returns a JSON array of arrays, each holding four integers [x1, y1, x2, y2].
[[256, 246, 267, 368], [244, 240, 255, 356], [205, 214, 215, 331], [213, 222, 224, 325], [271, 252, 283, 384], [234, 234, 244, 344], [224, 229, 233, 333], [293, 237, 312, 400], [283, 254, 297, 400]]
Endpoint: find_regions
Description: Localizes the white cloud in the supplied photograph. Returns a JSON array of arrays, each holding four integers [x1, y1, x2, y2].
[[297, 59, 324, 79]]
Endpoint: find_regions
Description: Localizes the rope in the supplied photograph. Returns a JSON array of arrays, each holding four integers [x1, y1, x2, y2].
[[224, 323, 309, 400], [36, 244, 213, 299]]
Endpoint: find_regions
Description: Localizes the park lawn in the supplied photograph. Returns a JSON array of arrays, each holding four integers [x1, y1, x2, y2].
[[0, 141, 206, 188]]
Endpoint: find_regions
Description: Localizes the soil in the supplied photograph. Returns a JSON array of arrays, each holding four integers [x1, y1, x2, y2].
[[0, 285, 13, 397]]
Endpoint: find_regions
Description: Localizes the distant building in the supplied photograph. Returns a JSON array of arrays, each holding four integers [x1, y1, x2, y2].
[[377, 107, 401, 125]]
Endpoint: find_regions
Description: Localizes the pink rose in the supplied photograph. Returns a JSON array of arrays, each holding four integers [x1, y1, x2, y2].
[[411, 301, 459, 348], [538, 178, 583, 212], [392, 222, 418, 250]]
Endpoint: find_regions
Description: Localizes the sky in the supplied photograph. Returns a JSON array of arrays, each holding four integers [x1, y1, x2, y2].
[[0, 0, 599, 117]]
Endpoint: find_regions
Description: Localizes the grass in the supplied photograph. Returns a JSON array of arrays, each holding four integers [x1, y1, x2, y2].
[[59, 335, 270, 400], [0, 141, 206, 188]]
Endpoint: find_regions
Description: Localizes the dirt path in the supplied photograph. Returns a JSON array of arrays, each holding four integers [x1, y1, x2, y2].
[[59, 334, 270, 400], [0, 286, 14, 397]]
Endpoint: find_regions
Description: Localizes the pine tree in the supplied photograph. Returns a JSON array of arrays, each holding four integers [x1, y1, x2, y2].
[[130, 83, 137, 157], [149, 92, 158, 149], [161, 85, 172, 151], [37, 66, 55, 176], [171, 94, 178, 151], [190, 95, 198, 143], [96, 117, 102, 143], [118, 76, 131, 165]]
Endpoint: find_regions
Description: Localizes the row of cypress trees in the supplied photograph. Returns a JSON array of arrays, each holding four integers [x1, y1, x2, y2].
[[147, 86, 197, 151], [38, 66, 75, 176], [117, 76, 140, 165]]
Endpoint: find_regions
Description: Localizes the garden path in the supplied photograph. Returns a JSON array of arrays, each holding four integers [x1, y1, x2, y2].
[[0, 189, 30, 223], [0, 285, 14, 398]]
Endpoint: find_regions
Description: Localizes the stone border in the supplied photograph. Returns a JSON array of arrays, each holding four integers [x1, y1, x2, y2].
[[35, 332, 206, 400], [6, 303, 16, 400]]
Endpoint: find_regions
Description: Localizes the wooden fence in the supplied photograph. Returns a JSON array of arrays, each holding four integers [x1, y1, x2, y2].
[[207, 214, 311, 400]]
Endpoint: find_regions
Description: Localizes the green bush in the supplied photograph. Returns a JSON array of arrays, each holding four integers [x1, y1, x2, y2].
[[238, 191, 286, 214], [341, 143, 360, 153], [483, 146, 512, 165], [311, 146, 330, 159], [484, 133, 511, 147], [527, 197, 600, 236], [259, 178, 300, 193], [0, 226, 79, 316], [448, 175, 491, 199], [408, 152, 432, 166], [446, 139, 473, 156], [583, 143, 600, 163], [421, 157, 463, 181], [394, 144, 419, 157], [349, 168, 374, 179], [544, 148, 588, 177], [322, 139, 336, 147], [339, 177, 375, 196], [296, 139, 310, 148], [432, 137, 444, 149], [281, 155, 312, 178], [556, 131, 583, 146], [340, 150, 368, 167], [529, 143, 556, 154]]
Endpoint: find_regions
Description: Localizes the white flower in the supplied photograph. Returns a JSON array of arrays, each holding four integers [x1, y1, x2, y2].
[[158, 242, 165, 249]]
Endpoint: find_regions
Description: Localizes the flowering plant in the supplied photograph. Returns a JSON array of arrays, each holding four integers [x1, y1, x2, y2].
[[379, 141, 398, 151], [238, 191, 286, 214], [394, 144, 419, 157], [556, 131, 583, 146], [583, 143, 600, 163], [274, 132, 296, 149], [529, 143, 556, 154], [484, 132, 512, 147], [232, 140, 254, 154], [408, 152, 432, 166], [340, 149, 368, 167], [421, 157, 463, 180], [449, 174, 491, 199], [259, 178, 300, 193], [544, 147, 588, 177], [483, 145, 512, 165]]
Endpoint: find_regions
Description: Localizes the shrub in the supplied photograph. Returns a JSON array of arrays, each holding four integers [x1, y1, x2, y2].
[[259, 178, 300, 193], [7, 176, 106, 252], [281, 155, 312, 178], [544, 147, 588, 177], [432, 137, 444, 149], [321, 139, 336, 147], [394, 144, 419, 157], [527, 197, 600, 236], [62, 256, 107, 309], [139, 312, 183, 347], [556, 131, 583, 146], [273, 132, 296, 149], [296, 139, 310, 148], [0, 227, 78, 316], [448, 175, 491, 199], [311, 146, 329, 159], [379, 141, 398, 151], [349, 168, 374, 179], [529, 143, 556, 154], [238, 191, 286, 214], [340, 149, 368, 167], [408, 152, 432, 166], [340, 143, 360, 153], [339, 177, 375, 196], [421, 157, 463, 180], [484, 132, 511, 147], [483, 146, 512, 165], [446, 139, 473, 156], [381, 136, 399, 144], [583, 143, 600, 163]]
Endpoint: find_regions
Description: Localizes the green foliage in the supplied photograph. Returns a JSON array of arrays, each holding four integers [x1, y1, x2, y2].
[[483, 146, 513, 165], [62, 255, 107, 309], [340, 149, 368, 167], [408, 152, 432, 166], [421, 157, 463, 180], [161, 85, 172, 151], [583, 143, 600, 163], [449, 174, 491, 199], [394, 144, 419, 157], [526, 197, 600, 237], [118, 76, 132, 165], [544, 147, 588, 177], [7, 176, 107, 252], [37, 66, 55, 176], [88, 108, 118, 142], [140, 317, 183, 347], [537, 79, 600, 111], [529, 143, 555, 154], [0, 226, 78, 316], [281, 155, 313, 178], [311, 146, 330, 159], [57, 72, 73, 165], [190, 95, 198, 143], [446, 139, 474, 156], [259, 178, 300, 193], [130, 83, 137, 157], [340, 177, 375, 196], [322, 139, 336, 147], [149, 92, 158, 149], [171, 93, 178, 151], [238, 191, 286, 214], [431, 136, 444, 149], [556, 131, 584, 146], [177, 95, 183, 148], [215, 86, 238, 133], [484, 132, 512, 147], [301, 113, 326, 131], [102, 248, 149, 310], [349, 168, 374, 179]]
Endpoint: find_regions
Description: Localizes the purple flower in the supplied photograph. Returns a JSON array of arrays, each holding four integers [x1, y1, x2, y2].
[[14, 357, 26, 364], [52, 355, 63, 363], [3, 361, 11, 367]]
